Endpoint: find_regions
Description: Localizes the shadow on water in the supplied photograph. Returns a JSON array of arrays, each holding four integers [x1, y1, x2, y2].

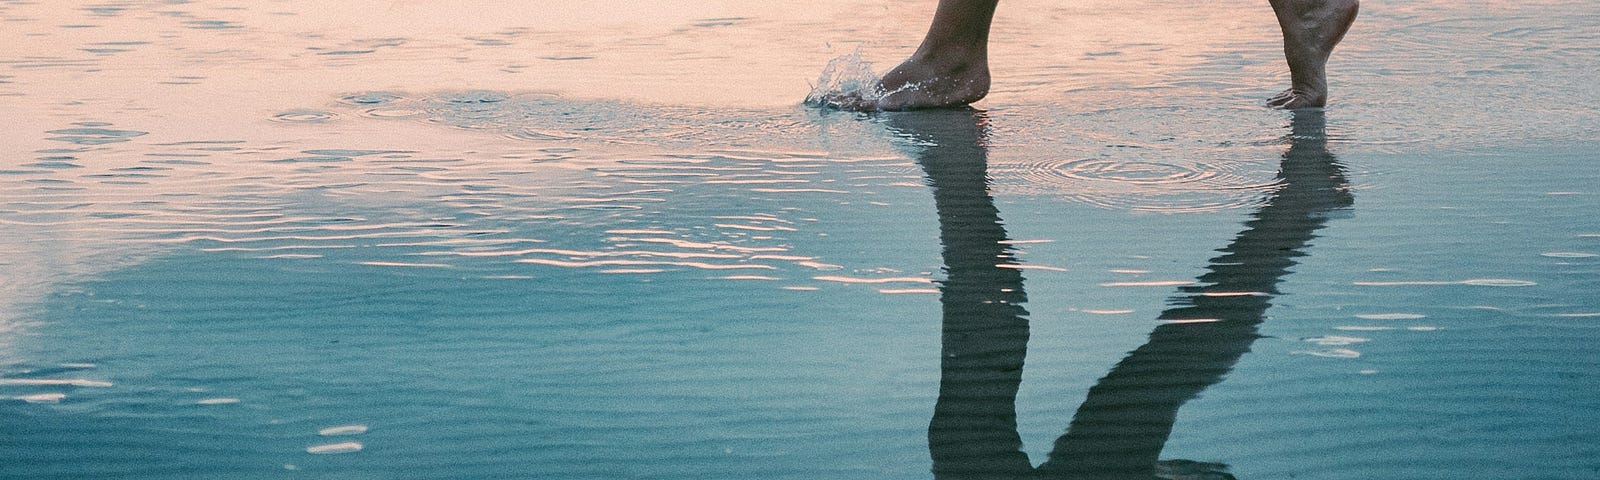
[[883, 109, 1351, 479]]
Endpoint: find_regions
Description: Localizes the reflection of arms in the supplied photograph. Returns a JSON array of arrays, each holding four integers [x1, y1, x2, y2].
[[1039, 111, 1352, 479]]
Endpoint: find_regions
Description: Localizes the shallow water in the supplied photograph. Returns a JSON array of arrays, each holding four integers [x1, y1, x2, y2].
[[3, 1, 1599, 479]]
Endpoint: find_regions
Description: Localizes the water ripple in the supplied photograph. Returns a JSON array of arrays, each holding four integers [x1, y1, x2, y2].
[[991, 155, 1280, 212], [270, 109, 337, 124]]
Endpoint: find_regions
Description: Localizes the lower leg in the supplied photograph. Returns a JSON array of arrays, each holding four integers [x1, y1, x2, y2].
[[1267, 0, 1359, 109]]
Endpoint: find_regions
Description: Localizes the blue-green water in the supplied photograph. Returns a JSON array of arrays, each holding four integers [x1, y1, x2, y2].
[[4, 1, 1600, 479]]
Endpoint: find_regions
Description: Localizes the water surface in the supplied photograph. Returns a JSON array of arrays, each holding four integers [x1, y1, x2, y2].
[[3, 1, 1599, 479]]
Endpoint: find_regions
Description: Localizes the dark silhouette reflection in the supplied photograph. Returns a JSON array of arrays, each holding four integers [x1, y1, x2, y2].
[[889, 109, 1035, 478], [885, 110, 1351, 480]]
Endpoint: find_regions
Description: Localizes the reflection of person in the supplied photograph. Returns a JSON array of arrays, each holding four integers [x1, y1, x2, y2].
[[891, 110, 1034, 478], [891, 109, 1350, 479], [1037, 110, 1351, 479], [829, 0, 1359, 111]]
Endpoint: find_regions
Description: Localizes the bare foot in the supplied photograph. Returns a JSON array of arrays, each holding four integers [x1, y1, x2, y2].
[[814, 0, 999, 111], [815, 53, 990, 112], [1267, 86, 1322, 110], [1268, 0, 1359, 109], [871, 53, 991, 111]]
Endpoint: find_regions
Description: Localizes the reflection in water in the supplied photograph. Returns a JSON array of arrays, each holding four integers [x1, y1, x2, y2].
[[889, 110, 1351, 479], [892, 110, 1036, 478]]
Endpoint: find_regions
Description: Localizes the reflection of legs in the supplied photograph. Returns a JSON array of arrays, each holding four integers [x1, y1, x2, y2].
[[1036, 314, 1259, 480], [1038, 110, 1349, 479], [891, 110, 1036, 479], [870, 0, 998, 111], [1267, 0, 1360, 109]]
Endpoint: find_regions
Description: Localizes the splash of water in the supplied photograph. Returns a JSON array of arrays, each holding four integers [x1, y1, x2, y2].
[[803, 51, 885, 109]]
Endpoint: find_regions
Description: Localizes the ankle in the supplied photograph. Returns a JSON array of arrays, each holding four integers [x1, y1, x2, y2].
[[909, 43, 987, 71]]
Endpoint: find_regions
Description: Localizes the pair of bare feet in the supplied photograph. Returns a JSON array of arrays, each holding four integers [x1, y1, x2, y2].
[[820, 0, 1358, 111]]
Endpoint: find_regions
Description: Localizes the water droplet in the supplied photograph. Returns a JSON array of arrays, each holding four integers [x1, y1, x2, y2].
[[804, 50, 884, 109]]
